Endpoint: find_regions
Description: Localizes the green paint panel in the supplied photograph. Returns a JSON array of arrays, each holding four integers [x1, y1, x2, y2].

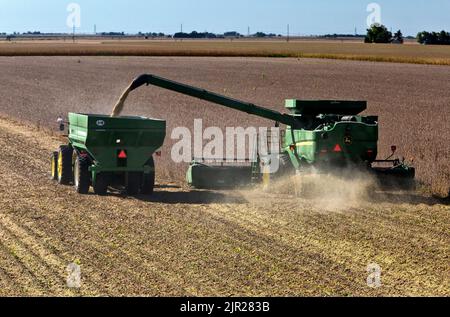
[[68, 113, 166, 172], [284, 121, 378, 168]]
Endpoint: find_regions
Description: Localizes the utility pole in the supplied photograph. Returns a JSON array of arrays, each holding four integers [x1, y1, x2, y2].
[[247, 26, 250, 37], [287, 24, 290, 42], [72, 25, 75, 43], [94, 24, 97, 35]]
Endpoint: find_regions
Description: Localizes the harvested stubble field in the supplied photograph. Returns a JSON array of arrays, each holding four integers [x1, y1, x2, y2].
[[0, 56, 448, 296], [1, 39, 450, 65], [0, 116, 448, 296]]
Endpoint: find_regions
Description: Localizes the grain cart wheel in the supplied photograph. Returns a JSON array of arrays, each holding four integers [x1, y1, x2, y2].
[[127, 172, 141, 195], [50, 151, 58, 180], [141, 157, 155, 195], [93, 173, 110, 196], [74, 155, 90, 194], [57, 145, 73, 185]]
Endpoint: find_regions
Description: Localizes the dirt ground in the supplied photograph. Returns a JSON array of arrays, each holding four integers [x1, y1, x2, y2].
[[0, 56, 448, 296], [0, 56, 448, 194]]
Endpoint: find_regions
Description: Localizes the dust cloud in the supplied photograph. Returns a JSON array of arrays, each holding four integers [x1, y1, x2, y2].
[[242, 169, 379, 212]]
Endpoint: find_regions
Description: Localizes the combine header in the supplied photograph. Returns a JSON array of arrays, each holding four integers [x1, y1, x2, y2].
[[51, 74, 415, 195]]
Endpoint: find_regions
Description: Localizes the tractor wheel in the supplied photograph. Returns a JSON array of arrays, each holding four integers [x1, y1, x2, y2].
[[74, 155, 91, 194], [57, 145, 73, 185], [93, 173, 110, 196], [141, 157, 155, 195], [50, 151, 58, 180], [127, 172, 141, 196]]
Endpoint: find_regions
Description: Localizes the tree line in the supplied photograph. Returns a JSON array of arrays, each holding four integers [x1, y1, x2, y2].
[[364, 24, 450, 45], [417, 31, 450, 45], [172, 31, 281, 39]]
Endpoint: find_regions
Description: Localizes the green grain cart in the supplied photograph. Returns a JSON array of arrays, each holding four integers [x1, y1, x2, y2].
[[51, 114, 165, 195]]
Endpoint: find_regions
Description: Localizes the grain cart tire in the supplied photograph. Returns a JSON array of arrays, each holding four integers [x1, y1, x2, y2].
[[74, 155, 90, 194], [127, 172, 141, 195], [141, 157, 155, 195], [50, 151, 58, 180], [57, 145, 73, 185], [93, 173, 110, 196]]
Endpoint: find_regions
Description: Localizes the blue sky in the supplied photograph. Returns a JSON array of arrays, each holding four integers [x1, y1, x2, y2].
[[0, 0, 449, 36]]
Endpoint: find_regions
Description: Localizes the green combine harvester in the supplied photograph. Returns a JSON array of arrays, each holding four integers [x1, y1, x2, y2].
[[51, 74, 415, 195]]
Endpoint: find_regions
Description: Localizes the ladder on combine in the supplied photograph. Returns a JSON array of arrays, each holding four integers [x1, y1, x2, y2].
[[250, 128, 283, 185]]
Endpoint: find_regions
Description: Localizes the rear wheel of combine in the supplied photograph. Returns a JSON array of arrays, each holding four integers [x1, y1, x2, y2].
[[57, 145, 73, 185], [93, 173, 110, 196], [127, 172, 141, 196], [74, 155, 91, 194], [50, 151, 58, 180], [141, 157, 155, 195]]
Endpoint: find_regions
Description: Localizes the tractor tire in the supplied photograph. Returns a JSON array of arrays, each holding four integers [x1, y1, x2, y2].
[[50, 151, 58, 180], [93, 173, 110, 196], [57, 145, 73, 185], [74, 155, 91, 194], [141, 157, 155, 195], [127, 172, 141, 196]]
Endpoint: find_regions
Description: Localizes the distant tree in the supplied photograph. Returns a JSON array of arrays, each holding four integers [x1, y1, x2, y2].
[[438, 30, 450, 44], [364, 24, 392, 43], [100, 32, 125, 37], [322, 34, 364, 38], [417, 30, 450, 45], [392, 30, 404, 44], [224, 31, 240, 37], [173, 31, 217, 39], [417, 31, 430, 44], [254, 32, 267, 38]]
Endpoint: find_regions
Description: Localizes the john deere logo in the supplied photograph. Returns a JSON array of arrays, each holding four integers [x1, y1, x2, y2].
[[96, 120, 105, 127], [344, 135, 352, 145]]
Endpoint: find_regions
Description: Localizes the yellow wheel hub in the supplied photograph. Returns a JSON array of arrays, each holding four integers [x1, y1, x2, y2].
[[57, 152, 63, 179], [51, 156, 56, 178]]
